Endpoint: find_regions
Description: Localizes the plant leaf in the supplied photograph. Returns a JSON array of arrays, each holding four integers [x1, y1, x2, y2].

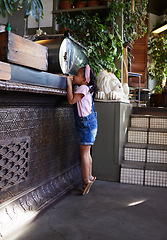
[[24, 1, 31, 19], [0, 0, 6, 18], [4, 0, 14, 15], [33, 0, 43, 17]]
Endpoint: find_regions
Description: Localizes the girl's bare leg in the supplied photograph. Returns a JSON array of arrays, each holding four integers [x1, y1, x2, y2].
[[79, 145, 92, 186], [89, 154, 92, 180]]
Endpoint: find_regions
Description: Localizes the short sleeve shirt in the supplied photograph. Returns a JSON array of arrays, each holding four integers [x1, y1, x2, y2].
[[75, 85, 92, 117]]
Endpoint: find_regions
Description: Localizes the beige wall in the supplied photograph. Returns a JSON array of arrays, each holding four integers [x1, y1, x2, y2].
[[28, 0, 53, 29]]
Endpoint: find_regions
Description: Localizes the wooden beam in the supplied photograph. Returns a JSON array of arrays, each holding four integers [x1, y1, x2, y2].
[[123, 47, 128, 84], [131, 0, 135, 12]]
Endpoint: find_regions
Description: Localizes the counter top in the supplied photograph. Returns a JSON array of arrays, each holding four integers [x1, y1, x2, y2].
[[0, 80, 66, 96], [0, 61, 67, 95]]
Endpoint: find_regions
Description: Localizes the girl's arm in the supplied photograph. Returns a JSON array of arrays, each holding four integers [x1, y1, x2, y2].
[[66, 76, 83, 105]]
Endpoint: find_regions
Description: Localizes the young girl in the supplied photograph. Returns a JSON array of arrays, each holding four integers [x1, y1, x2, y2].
[[66, 65, 98, 195]]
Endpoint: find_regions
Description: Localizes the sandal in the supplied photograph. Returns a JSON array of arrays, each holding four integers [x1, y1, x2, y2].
[[89, 176, 96, 182], [82, 180, 93, 195], [82, 177, 96, 195]]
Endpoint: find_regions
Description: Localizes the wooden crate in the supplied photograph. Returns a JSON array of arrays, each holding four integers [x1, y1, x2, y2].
[[0, 61, 11, 80], [0, 31, 48, 71]]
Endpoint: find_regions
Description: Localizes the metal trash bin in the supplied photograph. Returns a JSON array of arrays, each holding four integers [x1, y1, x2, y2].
[[36, 34, 88, 75]]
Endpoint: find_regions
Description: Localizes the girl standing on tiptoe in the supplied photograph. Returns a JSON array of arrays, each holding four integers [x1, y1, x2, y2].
[[66, 65, 98, 195]]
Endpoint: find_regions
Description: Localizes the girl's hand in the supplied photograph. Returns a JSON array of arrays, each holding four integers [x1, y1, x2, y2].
[[66, 76, 74, 86]]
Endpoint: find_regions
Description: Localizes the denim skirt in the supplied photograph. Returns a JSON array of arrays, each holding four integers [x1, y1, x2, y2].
[[75, 111, 98, 145]]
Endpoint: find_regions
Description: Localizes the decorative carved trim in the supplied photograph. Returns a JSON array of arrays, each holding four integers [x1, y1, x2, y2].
[[0, 164, 81, 238]]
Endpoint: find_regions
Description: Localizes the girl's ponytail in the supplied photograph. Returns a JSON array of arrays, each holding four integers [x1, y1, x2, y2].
[[88, 69, 97, 96]]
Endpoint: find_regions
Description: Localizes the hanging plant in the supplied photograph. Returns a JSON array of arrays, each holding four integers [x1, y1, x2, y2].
[[123, 0, 148, 46], [0, 0, 43, 21]]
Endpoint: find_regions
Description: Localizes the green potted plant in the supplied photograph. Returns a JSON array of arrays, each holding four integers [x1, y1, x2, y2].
[[150, 85, 163, 107], [148, 30, 167, 107], [56, 0, 148, 79], [57, 11, 123, 78], [0, 0, 43, 21]]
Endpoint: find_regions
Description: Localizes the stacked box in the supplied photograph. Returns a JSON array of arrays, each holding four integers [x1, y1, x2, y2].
[[0, 31, 48, 71]]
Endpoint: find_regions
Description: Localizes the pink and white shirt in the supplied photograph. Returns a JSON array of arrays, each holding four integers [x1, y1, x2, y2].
[[75, 85, 92, 117]]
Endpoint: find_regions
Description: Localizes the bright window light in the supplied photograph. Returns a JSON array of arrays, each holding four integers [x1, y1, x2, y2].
[[152, 24, 167, 34]]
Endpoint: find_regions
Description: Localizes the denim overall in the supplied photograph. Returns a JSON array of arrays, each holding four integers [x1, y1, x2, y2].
[[74, 86, 98, 145]]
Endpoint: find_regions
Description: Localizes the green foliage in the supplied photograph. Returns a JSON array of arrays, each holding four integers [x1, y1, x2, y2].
[[123, 0, 148, 45], [152, 85, 162, 94], [57, 11, 123, 76], [148, 31, 167, 87], [0, 0, 43, 21], [57, 0, 148, 76], [0, 0, 16, 17]]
